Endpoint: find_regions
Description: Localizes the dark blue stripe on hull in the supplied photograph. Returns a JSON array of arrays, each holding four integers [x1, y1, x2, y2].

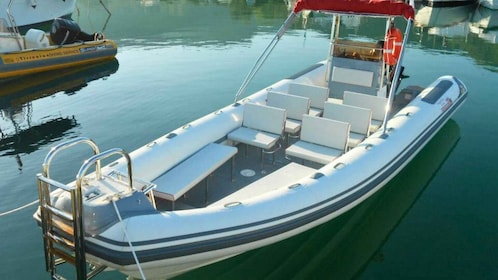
[[88, 91, 467, 266]]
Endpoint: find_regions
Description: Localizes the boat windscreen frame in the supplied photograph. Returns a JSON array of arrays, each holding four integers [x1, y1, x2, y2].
[[323, 11, 413, 137], [233, 2, 414, 109]]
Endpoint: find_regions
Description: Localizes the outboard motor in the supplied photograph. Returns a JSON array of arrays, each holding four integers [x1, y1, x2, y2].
[[50, 18, 103, 45]]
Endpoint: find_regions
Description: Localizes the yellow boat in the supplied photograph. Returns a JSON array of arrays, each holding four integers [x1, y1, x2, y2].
[[0, 18, 117, 79]]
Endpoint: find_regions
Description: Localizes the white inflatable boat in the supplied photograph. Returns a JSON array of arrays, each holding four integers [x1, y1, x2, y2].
[[33, 1, 468, 279]]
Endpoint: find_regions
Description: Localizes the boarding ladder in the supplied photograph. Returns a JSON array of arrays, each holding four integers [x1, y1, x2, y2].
[[36, 137, 149, 280]]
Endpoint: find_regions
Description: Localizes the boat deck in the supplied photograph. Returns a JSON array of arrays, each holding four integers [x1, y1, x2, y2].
[[154, 137, 321, 210], [152, 88, 419, 211]]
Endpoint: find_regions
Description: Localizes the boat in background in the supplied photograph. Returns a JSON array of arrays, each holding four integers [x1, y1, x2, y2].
[[421, 0, 477, 8], [0, 0, 76, 29], [415, 3, 476, 28], [479, 0, 498, 9], [470, 5, 498, 43], [33, 1, 467, 279], [0, 18, 117, 79], [414, 3, 474, 46]]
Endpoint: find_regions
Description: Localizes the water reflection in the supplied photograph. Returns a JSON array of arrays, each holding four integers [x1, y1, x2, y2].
[[73, 0, 290, 48], [0, 59, 119, 170], [174, 120, 460, 279]]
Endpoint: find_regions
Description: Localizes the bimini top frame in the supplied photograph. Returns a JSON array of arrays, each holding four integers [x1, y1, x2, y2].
[[234, 0, 414, 136]]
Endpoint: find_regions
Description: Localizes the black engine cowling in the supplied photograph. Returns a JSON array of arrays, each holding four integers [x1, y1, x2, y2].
[[50, 18, 99, 45]]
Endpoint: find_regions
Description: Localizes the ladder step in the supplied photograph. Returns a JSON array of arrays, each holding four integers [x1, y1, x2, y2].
[[52, 273, 68, 280], [45, 204, 74, 222], [50, 247, 76, 266], [49, 219, 75, 236], [46, 232, 75, 249]]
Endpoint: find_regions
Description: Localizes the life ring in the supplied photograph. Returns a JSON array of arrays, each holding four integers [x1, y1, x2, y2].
[[383, 27, 403, 66]]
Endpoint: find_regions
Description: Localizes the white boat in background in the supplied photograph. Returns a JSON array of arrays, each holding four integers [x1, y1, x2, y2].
[[33, 0, 468, 279], [479, 0, 498, 9], [470, 5, 498, 43], [415, 3, 475, 28], [421, 0, 477, 8], [0, 0, 76, 28]]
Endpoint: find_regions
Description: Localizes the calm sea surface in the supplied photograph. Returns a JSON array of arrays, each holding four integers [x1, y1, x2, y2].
[[0, 0, 497, 279]]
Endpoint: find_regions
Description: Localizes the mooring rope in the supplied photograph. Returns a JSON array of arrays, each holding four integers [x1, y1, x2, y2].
[[111, 199, 147, 280], [0, 199, 38, 217]]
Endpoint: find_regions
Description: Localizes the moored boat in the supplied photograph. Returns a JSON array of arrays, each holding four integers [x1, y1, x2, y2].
[[33, 1, 468, 279], [470, 5, 498, 43], [415, 3, 476, 28], [0, 18, 117, 79], [479, 0, 498, 9], [421, 0, 477, 8], [0, 0, 76, 28]]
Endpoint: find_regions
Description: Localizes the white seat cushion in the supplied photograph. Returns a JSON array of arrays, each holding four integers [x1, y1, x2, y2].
[[285, 115, 350, 165], [284, 119, 302, 134], [370, 119, 383, 133], [348, 132, 366, 148], [286, 141, 343, 165], [308, 107, 323, 117], [228, 126, 280, 150]]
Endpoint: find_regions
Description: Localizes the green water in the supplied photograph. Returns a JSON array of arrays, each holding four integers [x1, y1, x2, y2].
[[0, 1, 496, 279]]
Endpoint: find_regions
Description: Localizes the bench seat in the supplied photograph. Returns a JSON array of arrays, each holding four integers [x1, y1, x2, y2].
[[286, 141, 344, 164], [153, 143, 237, 204], [323, 102, 372, 148], [267, 91, 310, 135], [343, 91, 387, 133], [228, 102, 286, 168], [286, 115, 350, 165], [227, 126, 281, 150], [287, 82, 329, 117]]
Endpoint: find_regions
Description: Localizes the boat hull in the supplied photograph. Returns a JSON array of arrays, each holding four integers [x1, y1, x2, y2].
[[0, 0, 76, 28], [480, 0, 498, 9], [0, 40, 117, 78], [68, 74, 466, 280]]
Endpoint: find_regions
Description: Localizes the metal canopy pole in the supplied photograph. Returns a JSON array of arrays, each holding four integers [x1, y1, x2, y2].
[[381, 18, 413, 137]]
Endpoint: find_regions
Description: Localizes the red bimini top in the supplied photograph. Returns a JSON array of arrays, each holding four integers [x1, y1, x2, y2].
[[293, 0, 415, 20]]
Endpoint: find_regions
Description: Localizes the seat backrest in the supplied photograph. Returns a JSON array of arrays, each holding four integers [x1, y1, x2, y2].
[[331, 66, 374, 88], [267, 91, 310, 121], [287, 83, 329, 109], [323, 102, 371, 135], [343, 91, 387, 121], [300, 115, 349, 152], [243, 102, 286, 135]]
